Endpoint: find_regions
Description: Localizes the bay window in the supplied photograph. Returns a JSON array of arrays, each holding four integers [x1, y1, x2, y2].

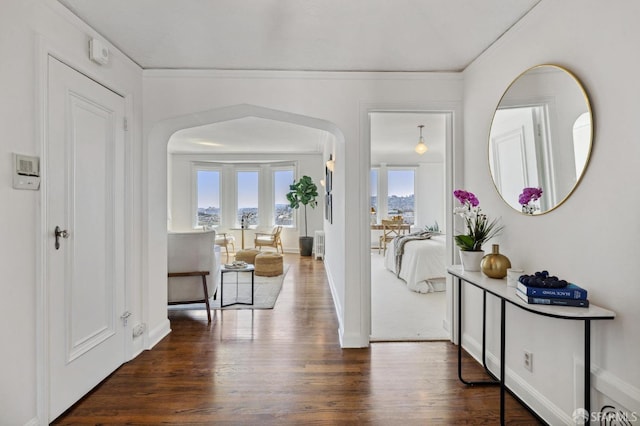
[[193, 162, 296, 229]]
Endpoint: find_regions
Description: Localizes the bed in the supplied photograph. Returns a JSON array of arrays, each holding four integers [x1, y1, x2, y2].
[[384, 233, 447, 293]]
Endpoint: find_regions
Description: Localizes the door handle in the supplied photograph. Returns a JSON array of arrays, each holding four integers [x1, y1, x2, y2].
[[54, 226, 69, 250]]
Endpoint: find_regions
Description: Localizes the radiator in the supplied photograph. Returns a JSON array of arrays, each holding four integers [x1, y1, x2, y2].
[[313, 230, 325, 260]]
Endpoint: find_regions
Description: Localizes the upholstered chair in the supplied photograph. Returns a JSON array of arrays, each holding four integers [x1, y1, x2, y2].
[[167, 230, 221, 321]]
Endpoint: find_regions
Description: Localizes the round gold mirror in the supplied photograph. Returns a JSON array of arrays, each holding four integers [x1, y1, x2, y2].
[[488, 65, 593, 215]]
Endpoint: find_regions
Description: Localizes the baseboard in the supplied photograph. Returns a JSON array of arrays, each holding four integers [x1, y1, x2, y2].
[[325, 266, 366, 348], [131, 335, 146, 359], [462, 333, 570, 425], [442, 318, 451, 336], [574, 357, 640, 421], [24, 417, 39, 426], [147, 318, 171, 350], [325, 266, 353, 348]]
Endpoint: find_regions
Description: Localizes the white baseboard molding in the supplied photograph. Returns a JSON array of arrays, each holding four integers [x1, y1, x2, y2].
[[574, 357, 640, 418], [146, 318, 171, 350], [442, 319, 451, 337], [24, 417, 39, 426], [131, 335, 146, 359], [462, 333, 571, 425]]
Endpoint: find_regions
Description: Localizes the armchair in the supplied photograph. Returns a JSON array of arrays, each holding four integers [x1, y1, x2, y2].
[[167, 230, 221, 322], [214, 232, 236, 263], [254, 226, 284, 254]]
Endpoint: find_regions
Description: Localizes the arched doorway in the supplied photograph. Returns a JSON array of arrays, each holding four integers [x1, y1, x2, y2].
[[143, 104, 346, 346]]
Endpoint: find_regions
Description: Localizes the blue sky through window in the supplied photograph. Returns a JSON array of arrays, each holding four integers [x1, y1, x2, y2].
[[274, 170, 294, 204], [237, 171, 259, 208], [388, 170, 414, 196], [197, 171, 219, 208]]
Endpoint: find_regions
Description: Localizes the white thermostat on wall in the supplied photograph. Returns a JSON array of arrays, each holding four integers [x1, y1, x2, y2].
[[89, 38, 110, 65], [12, 153, 40, 190]]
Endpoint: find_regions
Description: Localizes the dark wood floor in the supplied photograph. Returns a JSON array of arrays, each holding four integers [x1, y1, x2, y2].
[[53, 254, 541, 425]]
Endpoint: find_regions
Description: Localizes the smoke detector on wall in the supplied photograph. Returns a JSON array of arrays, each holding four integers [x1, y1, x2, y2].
[[89, 38, 110, 65]]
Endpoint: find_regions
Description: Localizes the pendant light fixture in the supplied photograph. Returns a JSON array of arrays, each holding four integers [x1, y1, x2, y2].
[[415, 124, 428, 155]]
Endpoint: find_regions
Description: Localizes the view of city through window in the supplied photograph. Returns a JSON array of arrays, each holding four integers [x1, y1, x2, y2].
[[274, 170, 294, 226], [370, 169, 415, 225], [197, 167, 296, 228], [388, 170, 415, 224], [198, 165, 414, 227], [197, 170, 220, 227], [237, 171, 259, 226]]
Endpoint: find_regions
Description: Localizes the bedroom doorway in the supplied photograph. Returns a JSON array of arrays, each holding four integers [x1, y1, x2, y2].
[[369, 111, 449, 341]]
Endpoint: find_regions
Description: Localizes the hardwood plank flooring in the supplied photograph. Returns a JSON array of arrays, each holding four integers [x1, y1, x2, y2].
[[53, 254, 542, 425]]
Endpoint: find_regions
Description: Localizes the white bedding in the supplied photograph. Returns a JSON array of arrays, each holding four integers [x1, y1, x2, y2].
[[384, 234, 447, 293]]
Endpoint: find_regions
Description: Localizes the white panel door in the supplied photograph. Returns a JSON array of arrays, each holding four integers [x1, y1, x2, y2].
[[47, 56, 126, 422], [489, 107, 539, 210]]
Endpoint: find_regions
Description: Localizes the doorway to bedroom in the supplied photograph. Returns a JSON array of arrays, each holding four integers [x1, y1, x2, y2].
[[369, 112, 449, 341]]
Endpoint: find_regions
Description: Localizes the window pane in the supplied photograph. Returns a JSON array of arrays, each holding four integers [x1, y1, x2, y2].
[[370, 169, 378, 224], [197, 170, 220, 226], [274, 169, 294, 226], [387, 170, 415, 224], [237, 171, 259, 226]]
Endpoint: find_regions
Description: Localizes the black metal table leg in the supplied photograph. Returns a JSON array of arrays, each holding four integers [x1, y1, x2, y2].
[[457, 277, 500, 386], [220, 270, 225, 307], [250, 270, 255, 305], [500, 298, 506, 425], [221, 267, 255, 308], [585, 319, 591, 426]]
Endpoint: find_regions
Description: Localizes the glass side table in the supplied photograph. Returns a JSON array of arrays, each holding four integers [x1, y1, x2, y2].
[[220, 264, 255, 307]]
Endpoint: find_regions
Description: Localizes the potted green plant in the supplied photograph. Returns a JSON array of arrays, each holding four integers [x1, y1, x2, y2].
[[286, 175, 319, 256], [453, 189, 504, 271]]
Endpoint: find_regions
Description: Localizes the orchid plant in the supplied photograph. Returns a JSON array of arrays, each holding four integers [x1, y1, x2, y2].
[[453, 189, 504, 252], [519, 187, 543, 214]]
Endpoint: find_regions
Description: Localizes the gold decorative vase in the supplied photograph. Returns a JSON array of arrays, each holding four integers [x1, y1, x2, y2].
[[481, 244, 511, 279]]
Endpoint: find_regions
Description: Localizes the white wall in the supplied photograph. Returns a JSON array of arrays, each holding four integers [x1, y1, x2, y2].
[[0, 1, 143, 424], [168, 152, 324, 253], [143, 71, 463, 348], [462, 1, 640, 422], [417, 163, 445, 231]]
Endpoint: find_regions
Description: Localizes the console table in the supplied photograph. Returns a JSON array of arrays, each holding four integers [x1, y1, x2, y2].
[[448, 265, 615, 425]]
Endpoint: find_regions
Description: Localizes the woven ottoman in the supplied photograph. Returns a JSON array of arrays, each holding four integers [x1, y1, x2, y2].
[[254, 252, 284, 277], [234, 249, 260, 264]]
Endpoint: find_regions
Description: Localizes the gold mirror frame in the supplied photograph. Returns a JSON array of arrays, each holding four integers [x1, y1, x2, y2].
[[488, 64, 593, 215]]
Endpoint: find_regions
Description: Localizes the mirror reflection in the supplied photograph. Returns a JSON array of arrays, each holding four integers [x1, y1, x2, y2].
[[488, 65, 592, 214]]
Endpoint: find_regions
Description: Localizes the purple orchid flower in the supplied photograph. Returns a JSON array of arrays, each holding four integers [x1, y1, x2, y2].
[[518, 187, 543, 206]]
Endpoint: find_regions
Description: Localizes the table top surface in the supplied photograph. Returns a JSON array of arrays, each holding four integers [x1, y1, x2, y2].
[[370, 223, 411, 230], [448, 265, 615, 320], [221, 264, 255, 272]]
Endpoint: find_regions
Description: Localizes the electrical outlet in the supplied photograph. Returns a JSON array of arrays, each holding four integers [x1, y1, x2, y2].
[[524, 351, 533, 372]]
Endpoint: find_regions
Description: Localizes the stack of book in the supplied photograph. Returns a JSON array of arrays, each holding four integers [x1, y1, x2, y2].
[[516, 281, 589, 308]]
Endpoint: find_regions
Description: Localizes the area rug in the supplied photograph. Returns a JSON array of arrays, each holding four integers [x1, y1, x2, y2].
[[168, 265, 289, 311]]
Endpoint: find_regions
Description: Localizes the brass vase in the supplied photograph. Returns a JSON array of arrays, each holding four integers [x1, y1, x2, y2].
[[481, 244, 511, 279]]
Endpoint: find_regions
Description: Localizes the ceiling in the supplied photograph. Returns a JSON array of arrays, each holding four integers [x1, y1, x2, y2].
[[169, 117, 329, 154], [57, 0, 540, 72], [169, 112, 446, 163], [57, 0, 540, 156]]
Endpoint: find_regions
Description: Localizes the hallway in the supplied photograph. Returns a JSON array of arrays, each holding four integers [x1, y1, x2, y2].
[[53, 254, 540, 425]]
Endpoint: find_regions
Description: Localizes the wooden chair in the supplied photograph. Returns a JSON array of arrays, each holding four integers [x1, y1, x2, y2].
[[215, 232, 236, 263], [254, 226, 284, 253], [378, 219, 406, 255]]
